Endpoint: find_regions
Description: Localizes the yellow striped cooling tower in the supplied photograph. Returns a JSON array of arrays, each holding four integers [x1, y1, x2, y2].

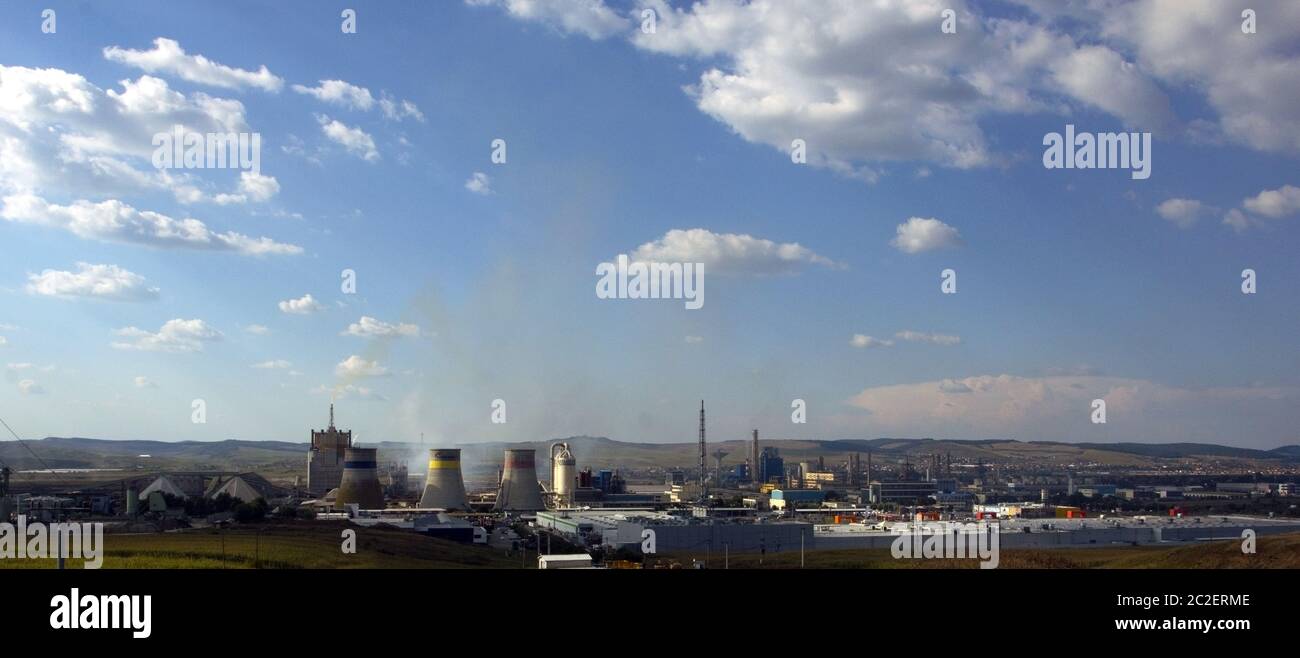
[[494, 448, 544, 512], [419, 448, 470, 510], [335, 447, 385, 510]]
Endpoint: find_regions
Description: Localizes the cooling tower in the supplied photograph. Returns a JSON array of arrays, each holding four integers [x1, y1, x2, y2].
[[419, 448, 470, 510], [551, 442, 576, 507], [494, 448, 545, 512], [335, 447, 385, 510]]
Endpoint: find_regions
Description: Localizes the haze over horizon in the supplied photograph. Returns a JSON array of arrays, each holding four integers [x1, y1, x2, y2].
[[2, 1, 1299, 449]]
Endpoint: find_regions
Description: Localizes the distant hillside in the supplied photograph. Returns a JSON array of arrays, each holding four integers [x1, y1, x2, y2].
[[0, 437, 303, 472], [2, 434, 1295, 475]]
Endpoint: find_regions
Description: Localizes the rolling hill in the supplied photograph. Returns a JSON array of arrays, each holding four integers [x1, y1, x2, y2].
[[2, 434, 1295, 476]]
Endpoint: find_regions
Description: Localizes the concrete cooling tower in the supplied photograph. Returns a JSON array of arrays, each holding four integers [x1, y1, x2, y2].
[[335, 447, 385, 510], [419, 448, 470, 510], [494, 448, 544, 512]]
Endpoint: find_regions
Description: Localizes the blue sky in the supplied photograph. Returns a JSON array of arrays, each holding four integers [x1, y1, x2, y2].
[[0, 0, 1297, 448]]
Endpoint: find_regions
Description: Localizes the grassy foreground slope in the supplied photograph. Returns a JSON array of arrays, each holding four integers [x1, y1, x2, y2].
[[6, 525, 1298, 570], [0, 522, 521, 569]]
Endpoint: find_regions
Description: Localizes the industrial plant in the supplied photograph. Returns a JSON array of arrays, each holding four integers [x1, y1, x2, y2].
[[3, 401, 1300, 571]]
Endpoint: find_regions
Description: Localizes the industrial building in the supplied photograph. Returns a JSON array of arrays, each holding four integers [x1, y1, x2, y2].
[[139, 475, 188, 500], [1077, 484, 1118, 498], [535, 509, 814, 554], [757, 447, 784, 485], [538, 554, 594, 569], [811, 514, 1300, 551], [308, 404, 352, 495], [205, 473, 277, 503], [868, 480, 938, 504], [769, 489, 825, 511], [535, 509, 676, 540]]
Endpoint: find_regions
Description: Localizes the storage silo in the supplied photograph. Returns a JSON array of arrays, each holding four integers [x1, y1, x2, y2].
[[125, 488, 139, 517], [336, 447, 385, 510], [419, 448, 470, 510], [494, 448, 544, 512], [551, 442, 576, 507]]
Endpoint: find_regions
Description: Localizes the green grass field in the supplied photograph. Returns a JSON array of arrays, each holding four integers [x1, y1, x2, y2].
[[0, 521, 522, 569]]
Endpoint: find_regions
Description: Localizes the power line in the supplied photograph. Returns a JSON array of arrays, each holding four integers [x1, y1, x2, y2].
[[0, 414, 50, 472]]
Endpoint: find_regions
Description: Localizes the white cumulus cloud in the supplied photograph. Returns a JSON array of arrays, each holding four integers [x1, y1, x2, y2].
[[335, 355, 389, 378], [1242, 184, 1300, 219], [629, 228, 838, 275], [477, 0, 1300, 177], [292, 79, 375, 110], [466, 0, 629, 39], [316, 114, 379, 162], [465, 171, 492, 195], [890, 217, 963, 254], [212, 171, 281, 205], [1155, 198, 1210, 228], [0, 194, 301, 256], [278, 294, 324, 315], [850, 334, 893, 349], [847, 372, 1300, 443], [0, 64, 270, 203], [112, 318, 222, 353], [26, 262, 159, 301], [103, 38, 283, 92], [342, 316, 420, 338]]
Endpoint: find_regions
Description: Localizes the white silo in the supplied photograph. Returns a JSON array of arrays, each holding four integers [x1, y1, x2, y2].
[[420, 448, 470, 510], [336, 447, 385, 510], [494, 448, 544, 512], [551, 442, 576, 507]]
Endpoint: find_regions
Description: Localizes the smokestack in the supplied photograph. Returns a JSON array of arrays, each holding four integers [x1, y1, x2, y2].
[[419, 448, 469, 510], [336, 447, 385, 510], [698, 400, 707, 497], [751, 429, 759, 483], [495, 449, 544, 512]]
